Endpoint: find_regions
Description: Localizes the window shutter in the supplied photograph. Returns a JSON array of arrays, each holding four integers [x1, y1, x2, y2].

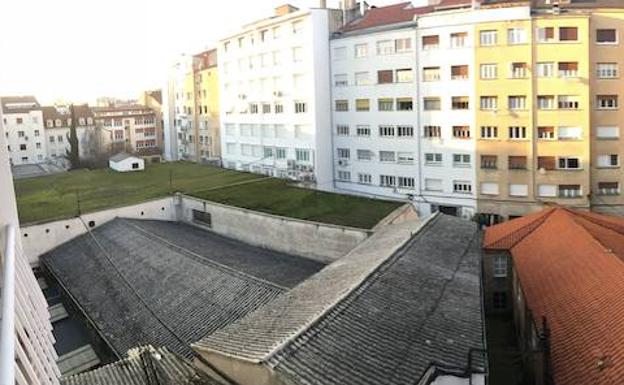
[[377, 70, 393, 84]]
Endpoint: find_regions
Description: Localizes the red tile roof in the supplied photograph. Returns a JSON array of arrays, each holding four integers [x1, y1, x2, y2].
[[340, 0, 473, 33], [484, 208, 624, 385]]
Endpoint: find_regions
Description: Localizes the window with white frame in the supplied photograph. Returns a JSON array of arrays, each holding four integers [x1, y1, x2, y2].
[[558, 157, 581, 169], [597, 63, 618, 78], [480, 63, 497, 79], [481, 126, 498, 138], [395, 38, 412, 53], [423, 97, 441, 111], [379, 125, 395, 137], [378, 98, 394, 111], [510, 62, 528, 78], [453, 154, 471, 167], [337, 148, 350, 159], [558, 95, 579, 109], [597, 154, 619, 168], [480, 30, 497, 46], [538, 184, 557, 197], [450, 32, 467, 48], [354, 43, 368, 58], [397, 126, 414, 137], [507, 28, 527, 44], [598, 182, 619, 196], [453, 181, 472, 194], [357, 125, 371, 137], [396, 68, 413, 83], [509, 184, 529, 197], [424, 125, 441, 138], [334, 73, 348, 87], [425, 178, 443, 191], [425, 153, 442, 165], [423, 67, 441, 82], [596, 126, 619, 139], [295, 148, 311, 162], [333, 46, 346, 60], [397, 152, 415, 164], [493, 255, 507, 277], [537, 95, 555, 110], [536, 27, 555, 43], [597, 95, 619, 110], [536, 62, 554, 77], [337, 171, 351, 181], [398, 177, 415, 189], [481, 182, 500, 196], [508, 126, 527, 139], [480, 96, 498, 110], [380, 175, 396, 187], [422, 35, 439, 50], [358, 173, 372, 184], [538, 126, 555, 139], [357, 149, 373, 161], [558, 126, 582, 140], [337, 125, 349, 136], [263, 146, 274, 158], [376, 40, 394, 55], [276, 147, 287, 159], [559, 184, 582, 198], [379, 151, 396, 162], [355, 72, 370, 86], [558, 62, 578, 77]]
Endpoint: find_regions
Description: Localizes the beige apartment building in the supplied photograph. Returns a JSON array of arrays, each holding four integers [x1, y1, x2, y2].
[[92, 105, 161, 157]]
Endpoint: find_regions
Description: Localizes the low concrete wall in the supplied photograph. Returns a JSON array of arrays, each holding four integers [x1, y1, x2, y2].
[[178, 194, 371, 263], [21, 198, 175, 264]]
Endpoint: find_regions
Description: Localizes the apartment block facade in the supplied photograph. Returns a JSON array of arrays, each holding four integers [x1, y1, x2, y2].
[[92, 105, 160, 155], [1, 96, 46, 165], [42, 105, 98, 163], [218, 4, 342, 189]]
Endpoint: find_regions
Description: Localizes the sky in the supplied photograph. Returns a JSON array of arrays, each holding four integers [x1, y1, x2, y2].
[[0, 0, 399, 105]]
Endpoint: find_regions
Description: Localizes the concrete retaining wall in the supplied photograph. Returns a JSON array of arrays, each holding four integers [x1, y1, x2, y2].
[[21, 198, 175, 264], [177, 194, 371, 263]]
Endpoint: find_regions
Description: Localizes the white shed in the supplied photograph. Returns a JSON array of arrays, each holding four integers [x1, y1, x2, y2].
[[109, 153, 144, 172]]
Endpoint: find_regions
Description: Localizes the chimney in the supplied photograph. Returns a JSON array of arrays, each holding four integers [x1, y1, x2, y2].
[[275, 4, 299, 16]]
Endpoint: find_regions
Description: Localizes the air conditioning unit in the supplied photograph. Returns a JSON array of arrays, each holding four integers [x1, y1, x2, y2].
[[337, 159, 349, 167]]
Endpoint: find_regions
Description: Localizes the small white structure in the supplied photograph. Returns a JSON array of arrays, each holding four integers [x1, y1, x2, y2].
[[109, 153, 144, 172]]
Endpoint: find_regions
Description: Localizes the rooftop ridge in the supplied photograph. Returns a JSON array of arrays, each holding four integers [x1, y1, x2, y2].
[[121, 218, 288, 292], [483, 207, 556, 250]]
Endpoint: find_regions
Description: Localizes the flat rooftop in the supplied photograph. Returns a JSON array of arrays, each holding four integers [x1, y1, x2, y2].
[[41, 218, 324, 359]]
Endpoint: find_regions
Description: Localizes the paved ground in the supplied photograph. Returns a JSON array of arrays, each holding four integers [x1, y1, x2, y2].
[[12, 162, 66, 179]]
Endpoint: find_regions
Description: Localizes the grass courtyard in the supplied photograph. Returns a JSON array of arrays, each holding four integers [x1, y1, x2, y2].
[[14, 162, 402, 229]]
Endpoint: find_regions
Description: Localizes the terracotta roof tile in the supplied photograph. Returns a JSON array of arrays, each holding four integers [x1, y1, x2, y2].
[[484, 208, 624, 385]]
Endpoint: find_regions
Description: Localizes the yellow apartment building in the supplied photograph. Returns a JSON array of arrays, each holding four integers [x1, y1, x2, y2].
[[193, 49, 221, 160], [475, 8, 591, 220]]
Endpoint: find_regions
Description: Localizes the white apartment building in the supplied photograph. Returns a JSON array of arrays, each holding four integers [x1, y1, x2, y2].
[[218, 4, 344, 190], [331, 22, 422, 204], [0, 107, 60, 385], [1, 96, 46, 165], [42, 105, 98, 164]]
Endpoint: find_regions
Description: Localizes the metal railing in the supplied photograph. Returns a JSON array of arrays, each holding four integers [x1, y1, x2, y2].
[[0, 225, 16, 385]]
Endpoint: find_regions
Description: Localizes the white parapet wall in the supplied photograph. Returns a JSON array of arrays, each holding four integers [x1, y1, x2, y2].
[[21, 197, 175, 265], [177, 194, 372, 263]]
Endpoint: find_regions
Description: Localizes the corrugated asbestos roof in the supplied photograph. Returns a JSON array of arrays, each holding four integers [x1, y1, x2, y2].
[[196, 214, 485, 385], [61, 346, 219, 385], [42, 218, 320, 358], [484, 208, 624, 385]]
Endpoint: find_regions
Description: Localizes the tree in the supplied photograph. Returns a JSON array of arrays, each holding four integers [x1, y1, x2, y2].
[[66, 104, 81, 169]]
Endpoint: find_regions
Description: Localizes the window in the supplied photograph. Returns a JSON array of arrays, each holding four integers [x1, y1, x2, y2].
[[333, 46, 346, 60], [597, 95, 618, 110], [275, 103, 284, 114], [537, 27, 555, 43], [450, 32, 467, 48], [396, 98, 413, 111], [19, 144, 26, 151], [481, 182, 499, 196], [334, 73, 348, 86], [355, 71, 370, 86], [558, 62, 578, 77], [276, 147, 287, 159], [493, 292, 507, 310], [424, 125, 441, 138], [507, 28, 527, 44], [453, 126, 470, 139], [510, 62, 528, 78], [538, 156, 556, 171], [596, 126, 619, 139], [36, 142, 41, 149], [397, 152, 415, 164], [17, 131, 25, 138], [396, 68, 413, 83], [425, 153, 443, 165], [379, 125, 395, 137], [558, 126, 582, 140], [377, 70, 393, 84], [262, 104, 271, 114], [598, 182, 620, 196], [559, 184, 582, 198], [508, 96, 527, 110], [57, 135, 63, 142], [538, 184, 557, 197], [296, 149, 311, 162], [358, 173, 372, 184], [425, 178, 443, 191], [250, 103, 259, 114], [357, 149, 373, 161], [597, 28, 617, 44], [357, 125, 371, 137], [397, 126, 414, 137], [423, 67, 441, 82], [356, 99, 370, 111], [16, 117, 23, 124], [597, 63, 618, 79], [480, 63, 497, 79], [263, 146, 274, 159], [509, 156, 527, 170], [537, 95, 555, 110], [337, 125, 350, 136], [453, 154, 471, 167], [451, 65, 469, 80], [558, 157, 581, 170], [337, 171, 351, 182], [376, 40, 394, 55], [337, 148, 350, 159], [558, 95, 579, 109], [559, 27, 578, 41], [453, 181, 472, 194], [378, 98, 394, 111], [294, 101, 307, 113], [597, 154, 619, 168], [395, 38, 412, 53], [422, 35, 439, 50], [34, 130, 40, 137], [380, 175, 396, 187], [452, 96, 469, 110], [538, 126, 555, 139], [481, 155, 497, 169], [509, 184, 529, 197], [398, 177, 415, 189], [480, 30, 497, 46], [481, 126, 498, 138], [424, 97, 441, 111], [536, 62, 554, 77], [354, 43, 368, 58], [508, 126, 526, 139]]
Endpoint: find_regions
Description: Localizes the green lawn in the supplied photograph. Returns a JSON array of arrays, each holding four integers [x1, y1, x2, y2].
[[14, 162, 402, 229]]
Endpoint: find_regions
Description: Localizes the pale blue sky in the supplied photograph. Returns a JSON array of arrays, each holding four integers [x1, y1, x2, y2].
[[0, 0, 399, 104]]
